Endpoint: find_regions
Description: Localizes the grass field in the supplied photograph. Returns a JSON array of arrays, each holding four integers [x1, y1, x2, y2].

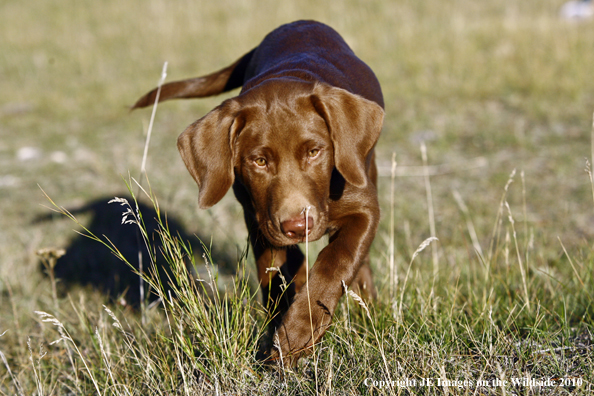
[[1, 0, 594, 394]]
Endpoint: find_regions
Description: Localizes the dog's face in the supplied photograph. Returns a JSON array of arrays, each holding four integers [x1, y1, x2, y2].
[[233, 84, 334, 246], [177, 80, 384, 247]]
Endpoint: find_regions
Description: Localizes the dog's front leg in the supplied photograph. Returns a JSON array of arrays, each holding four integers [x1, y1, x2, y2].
[[252, 239, 307, 362], [255, 245, 306, 323], [269, 207, 379, 366]]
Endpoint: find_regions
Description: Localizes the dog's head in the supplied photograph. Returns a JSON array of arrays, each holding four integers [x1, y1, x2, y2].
[[177, 80, 384, 247]]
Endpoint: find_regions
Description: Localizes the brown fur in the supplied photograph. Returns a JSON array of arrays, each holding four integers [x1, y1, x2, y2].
[[133, 20, 384, 366]]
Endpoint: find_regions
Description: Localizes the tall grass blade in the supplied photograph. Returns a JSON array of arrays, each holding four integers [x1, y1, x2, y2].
[[421, 142, 439, 276]]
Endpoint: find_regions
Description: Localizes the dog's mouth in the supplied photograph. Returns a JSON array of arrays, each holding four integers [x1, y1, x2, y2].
[[267, 229, 324, 247], [286, 228, 316, 244]]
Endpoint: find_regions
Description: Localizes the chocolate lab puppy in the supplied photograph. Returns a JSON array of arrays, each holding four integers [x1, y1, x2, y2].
[[133, 20, 384, 365]]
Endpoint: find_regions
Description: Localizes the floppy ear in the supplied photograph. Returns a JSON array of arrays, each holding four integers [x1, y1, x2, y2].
[[177, 99, 243, 209], [311, 84, 384, 188]]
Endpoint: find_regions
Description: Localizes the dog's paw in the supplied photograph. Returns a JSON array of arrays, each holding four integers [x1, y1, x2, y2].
[[268, 299, 333, 367]]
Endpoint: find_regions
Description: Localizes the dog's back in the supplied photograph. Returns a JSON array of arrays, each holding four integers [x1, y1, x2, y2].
[[242, 21, 384, 107], [133, 21, 383, 109]]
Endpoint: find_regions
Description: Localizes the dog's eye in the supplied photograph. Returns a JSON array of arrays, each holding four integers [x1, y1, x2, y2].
[[254, 157, 267, 167], [308, 149, 320, 158]]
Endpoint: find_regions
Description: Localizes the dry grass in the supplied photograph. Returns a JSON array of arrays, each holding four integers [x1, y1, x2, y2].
[[1, 0, 594, 394]]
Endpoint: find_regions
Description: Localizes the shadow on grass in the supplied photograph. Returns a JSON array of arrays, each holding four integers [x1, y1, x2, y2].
[[34, 195, 237, 306]]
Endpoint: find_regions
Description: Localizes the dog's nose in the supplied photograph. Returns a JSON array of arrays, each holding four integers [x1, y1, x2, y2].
[[281, 216, 314, 239]]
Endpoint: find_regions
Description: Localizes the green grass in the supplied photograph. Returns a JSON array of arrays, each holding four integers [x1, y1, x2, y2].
[[2, 0, 594, 394]]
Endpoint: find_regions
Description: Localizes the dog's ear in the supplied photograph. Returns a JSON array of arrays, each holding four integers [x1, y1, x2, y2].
[[311, 84, 384, 188], [177, 99, 243, 209]]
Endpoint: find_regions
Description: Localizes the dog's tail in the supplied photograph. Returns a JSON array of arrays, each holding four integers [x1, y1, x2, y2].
[[131, 48, 256, 109]]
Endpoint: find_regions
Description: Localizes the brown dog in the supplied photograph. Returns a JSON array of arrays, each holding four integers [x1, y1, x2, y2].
[[133, 20, 384, 365]]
